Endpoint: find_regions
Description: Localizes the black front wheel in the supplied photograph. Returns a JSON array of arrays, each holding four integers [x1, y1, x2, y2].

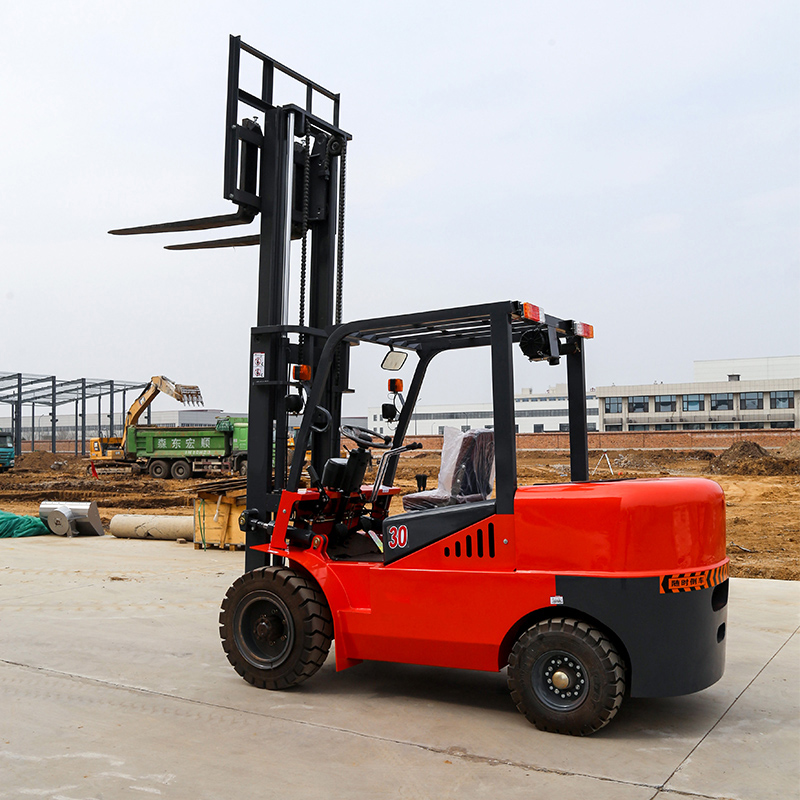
[[220, 567, 333, 690], [507, 617, 625, 735]]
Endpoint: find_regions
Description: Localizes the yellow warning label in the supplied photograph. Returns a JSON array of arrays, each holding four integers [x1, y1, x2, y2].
[[660, 563, 729, 594]]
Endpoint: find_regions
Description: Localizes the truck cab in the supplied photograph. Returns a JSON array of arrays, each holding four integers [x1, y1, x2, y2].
[[0, 431, 14, 471]]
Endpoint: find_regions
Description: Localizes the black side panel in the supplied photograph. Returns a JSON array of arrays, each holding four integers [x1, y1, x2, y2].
[[383, 501, 495, 564], [555, 575, 728, 698]]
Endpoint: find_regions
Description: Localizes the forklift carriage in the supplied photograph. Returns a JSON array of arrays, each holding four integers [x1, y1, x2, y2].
[[113, 36, 728, 735]]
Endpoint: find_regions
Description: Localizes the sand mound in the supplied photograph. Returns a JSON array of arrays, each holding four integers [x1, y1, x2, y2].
[[708, 440, 799, 476]]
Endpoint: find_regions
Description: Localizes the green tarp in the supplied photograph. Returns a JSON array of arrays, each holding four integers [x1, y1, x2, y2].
[[0, 510, 50, 538]]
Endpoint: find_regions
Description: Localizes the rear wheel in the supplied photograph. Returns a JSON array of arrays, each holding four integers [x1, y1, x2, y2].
[[148, 459, 170, 479], [170, 459, 191, 479], [507, 617, 625, 735], [219, 567, 332, 690], [238, 458, 247, 477]]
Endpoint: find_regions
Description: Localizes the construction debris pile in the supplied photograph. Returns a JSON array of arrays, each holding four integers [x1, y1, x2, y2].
[[708, 441, 800, 476]]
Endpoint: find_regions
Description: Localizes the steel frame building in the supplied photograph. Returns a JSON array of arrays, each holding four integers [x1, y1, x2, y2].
[[0, 372, 147, 456]]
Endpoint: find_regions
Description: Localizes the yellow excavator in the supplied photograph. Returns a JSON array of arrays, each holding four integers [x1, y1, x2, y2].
[[88, 376, 203, 466]]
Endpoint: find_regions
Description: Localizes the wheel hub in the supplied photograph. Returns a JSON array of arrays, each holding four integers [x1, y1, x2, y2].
[[234, 591, 294, 669], [552, 670, 570, 690], [254, 612, 288, 646], [533, 651, 588, 711]]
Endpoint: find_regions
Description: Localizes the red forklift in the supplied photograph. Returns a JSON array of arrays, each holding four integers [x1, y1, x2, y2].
[[113, 37, 729, 735]]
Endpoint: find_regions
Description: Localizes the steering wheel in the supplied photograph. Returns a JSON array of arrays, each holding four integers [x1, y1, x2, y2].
[[340, 424, 392, 450]]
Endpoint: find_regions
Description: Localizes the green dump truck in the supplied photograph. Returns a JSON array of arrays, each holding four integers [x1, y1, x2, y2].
[[0, 432, 15, 472], [90, 417, 248, 479]]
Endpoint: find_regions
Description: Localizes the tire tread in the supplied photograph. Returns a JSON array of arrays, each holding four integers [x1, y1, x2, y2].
[[507, 617, 626, 735], [220, 567, 333, 690]]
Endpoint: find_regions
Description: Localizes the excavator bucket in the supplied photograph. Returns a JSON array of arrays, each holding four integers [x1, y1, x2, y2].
[[176, 384, 204, 406]]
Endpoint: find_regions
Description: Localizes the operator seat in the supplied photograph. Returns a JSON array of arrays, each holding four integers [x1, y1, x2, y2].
[[402, 428, 494, 511]]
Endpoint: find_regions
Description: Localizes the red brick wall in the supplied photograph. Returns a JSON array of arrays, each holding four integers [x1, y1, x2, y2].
[[404, 429, 798, 452], [20, 428, 799, 455]]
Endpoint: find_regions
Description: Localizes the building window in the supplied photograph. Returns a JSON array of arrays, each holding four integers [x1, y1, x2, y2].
[[770, 391, 794, 409], [710, 393, 734, 411], [438, 426, 445, 435], [461, 425, 470, 432], [559, 423, 570, 432], [682, 394, 705, 412], [629, 424, 649, 431], [654, 395, 676, 413], [770, 421, 794, 428], [740, 392, 763, 410], [533, 424, 544, 433], [655, 424, 677, 430], [683, 423, 705, 430], [711, 423, 734, 430], [605, 424, 622, 431], [587, 423, 597, 431], [604, 397, 622, 414], [628, 396, 649, 413], [739, 421, 764, 429]]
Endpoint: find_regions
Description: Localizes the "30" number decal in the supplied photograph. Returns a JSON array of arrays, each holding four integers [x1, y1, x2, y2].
[[387, 524, 408, 549]]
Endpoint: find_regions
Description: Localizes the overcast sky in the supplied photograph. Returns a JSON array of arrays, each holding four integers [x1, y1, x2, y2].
[[1, 1, 797, 418]]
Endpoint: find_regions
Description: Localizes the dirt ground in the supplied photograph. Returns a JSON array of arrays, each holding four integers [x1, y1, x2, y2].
[[1, 442, 797, 580]]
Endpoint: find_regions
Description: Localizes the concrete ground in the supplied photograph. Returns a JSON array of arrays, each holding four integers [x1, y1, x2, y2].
[[0, 536, 797, 800]]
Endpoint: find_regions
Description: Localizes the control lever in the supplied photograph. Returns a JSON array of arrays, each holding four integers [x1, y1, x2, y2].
[[306, 464, 329, 503], [371, 442, 423, 500], [358, 516, 384, 553]]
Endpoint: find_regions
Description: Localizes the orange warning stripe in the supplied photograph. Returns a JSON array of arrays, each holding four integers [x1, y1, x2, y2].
[[660, 563, 729, 594]]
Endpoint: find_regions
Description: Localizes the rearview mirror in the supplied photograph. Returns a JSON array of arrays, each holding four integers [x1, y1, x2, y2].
[[381, 350, 407, 371]]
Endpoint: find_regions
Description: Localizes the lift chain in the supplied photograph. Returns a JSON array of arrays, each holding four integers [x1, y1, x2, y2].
[[299, 119, 311, 363], [335, 141, 347, 325]]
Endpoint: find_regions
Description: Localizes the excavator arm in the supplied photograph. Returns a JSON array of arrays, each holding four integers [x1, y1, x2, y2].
[[120, 376, 203, 451]]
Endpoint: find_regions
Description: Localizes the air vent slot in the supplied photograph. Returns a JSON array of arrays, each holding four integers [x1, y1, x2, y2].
[[444, 523, 496, 559]]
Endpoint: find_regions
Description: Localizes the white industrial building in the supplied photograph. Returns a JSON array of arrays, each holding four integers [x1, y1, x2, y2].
[[368, 384, 600, 436], [598, 357, 798, 432], [367, 357, 798, 436]]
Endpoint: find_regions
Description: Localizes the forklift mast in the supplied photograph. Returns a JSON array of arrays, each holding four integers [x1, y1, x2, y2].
[[221, 39, 352, 570], [110, 36, 352, 570]]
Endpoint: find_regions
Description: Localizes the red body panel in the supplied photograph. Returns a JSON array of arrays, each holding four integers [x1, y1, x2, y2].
[[261, 477, 728, 676], [514, 477, 726, 575]]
